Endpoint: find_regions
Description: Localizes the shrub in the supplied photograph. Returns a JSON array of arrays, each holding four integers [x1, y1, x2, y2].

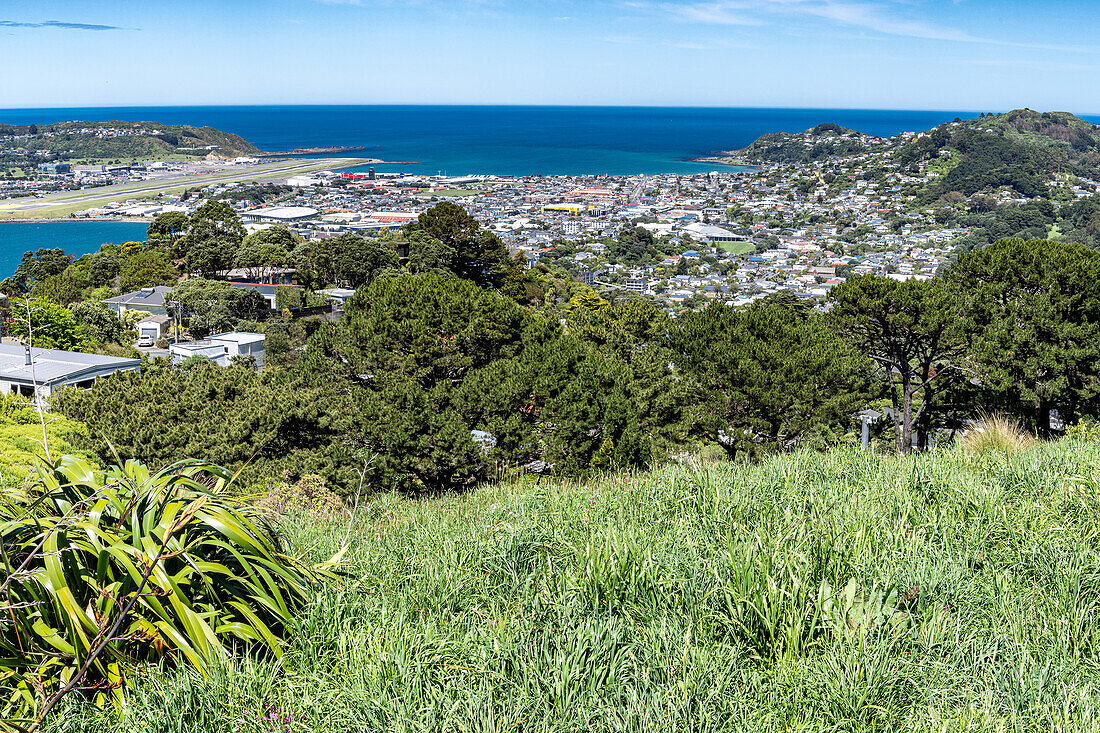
[[1065, 419, 1100, 442], [254, 474, 344, 521], [957, 412, 1035, 454], [0, 456, 337, 725]]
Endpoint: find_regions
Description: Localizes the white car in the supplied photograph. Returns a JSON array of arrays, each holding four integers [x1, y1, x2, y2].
[[136, 334, 156, 348]]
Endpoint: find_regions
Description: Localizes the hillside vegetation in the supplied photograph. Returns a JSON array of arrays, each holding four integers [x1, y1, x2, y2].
[[0, 120, 261, 162], [716, 123, 886, 164], [45, 440, 1100, 732]]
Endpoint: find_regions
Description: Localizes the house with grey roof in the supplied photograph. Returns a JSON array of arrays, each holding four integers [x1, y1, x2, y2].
[[102, 286, 175, 317], [0, 344, 140, 400]]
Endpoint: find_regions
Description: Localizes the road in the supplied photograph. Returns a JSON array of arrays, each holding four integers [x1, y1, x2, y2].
[[0, 158, 368, 214]]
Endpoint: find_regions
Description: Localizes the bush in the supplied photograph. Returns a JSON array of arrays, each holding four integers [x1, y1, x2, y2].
[[0, 456, 337, 725], [957, 412, 1036, 454], [254, 473, 344, 521]]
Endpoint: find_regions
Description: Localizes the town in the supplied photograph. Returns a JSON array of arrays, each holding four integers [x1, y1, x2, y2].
[[10, 153, 967, 309]]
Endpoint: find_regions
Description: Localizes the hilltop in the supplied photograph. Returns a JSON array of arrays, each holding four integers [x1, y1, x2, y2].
[[41, 441, 1100, 732], [895, 109, 1100, 202], [0, 120, 262, 167], [702, 122, 887, 164], [701, 109, 1100, 204]]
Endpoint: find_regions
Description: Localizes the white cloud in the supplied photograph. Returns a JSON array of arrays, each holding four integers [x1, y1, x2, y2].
[[639, 0, 1097, 51]]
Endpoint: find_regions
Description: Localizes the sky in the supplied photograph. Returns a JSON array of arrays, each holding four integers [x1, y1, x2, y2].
[[2, 0, 1098, 112]]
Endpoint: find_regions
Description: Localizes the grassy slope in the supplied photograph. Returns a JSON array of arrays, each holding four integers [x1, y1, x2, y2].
[[0, 399, 93, 486], [52, 442, 1100, 732]]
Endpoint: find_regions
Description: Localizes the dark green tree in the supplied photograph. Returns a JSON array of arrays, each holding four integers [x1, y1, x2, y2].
[[53, 360, 356, 489], [610, 226, 658, 266], [177, 201, 245, 277], [169, 278, 269, 338], [405, 202, 515, 288], [8, 248, 72, 293], [295, 232, 399, 288], [308, 273, 527, 491], [235, 241, 292, 281], [87, 251, 120, 287], [119, 250, 178, 293], [146, 211, 189, 242], [948, 238, 1100, 435], [828, 275, 967, 453], [69, 301, 130, 345], [241, 225, 301, 252], [671, 300, 870, 459]]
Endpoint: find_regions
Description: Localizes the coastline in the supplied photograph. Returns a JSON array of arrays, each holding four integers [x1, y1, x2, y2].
[[690, 156, 758, 168], [0, 216, 155, 224]]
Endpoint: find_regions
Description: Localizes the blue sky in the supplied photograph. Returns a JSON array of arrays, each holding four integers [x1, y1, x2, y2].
[[2, 0, 1098, 111]]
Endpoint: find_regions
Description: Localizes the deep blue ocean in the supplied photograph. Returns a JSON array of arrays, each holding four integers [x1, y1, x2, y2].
[[0, 105, 994, 177]]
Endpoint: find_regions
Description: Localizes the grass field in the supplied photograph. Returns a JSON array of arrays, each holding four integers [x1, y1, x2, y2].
[[46, 440, 1100, 732], [719, 240, 755, 255]]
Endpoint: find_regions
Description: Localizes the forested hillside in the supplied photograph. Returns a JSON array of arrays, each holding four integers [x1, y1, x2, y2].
[[0, 120, 261, 163]]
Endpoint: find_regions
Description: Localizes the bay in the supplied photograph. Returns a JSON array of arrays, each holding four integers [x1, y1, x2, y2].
[[0, 221, 149, 280], [0, 105, 996, 177]]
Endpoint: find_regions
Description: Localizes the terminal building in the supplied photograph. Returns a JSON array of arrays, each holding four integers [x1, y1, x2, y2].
[[239, 206, 319, 224]]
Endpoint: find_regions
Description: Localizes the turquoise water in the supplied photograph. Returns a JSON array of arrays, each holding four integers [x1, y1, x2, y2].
[[0, 221, 149, 279]]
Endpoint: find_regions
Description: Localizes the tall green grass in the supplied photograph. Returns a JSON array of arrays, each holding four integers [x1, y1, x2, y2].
[[44, 441, 1100, 732]]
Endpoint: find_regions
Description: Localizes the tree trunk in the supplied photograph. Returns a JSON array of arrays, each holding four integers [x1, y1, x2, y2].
[[1037, 399, 1051, 439], [901, 387, 914, 455], [889, 375, 903, 454]]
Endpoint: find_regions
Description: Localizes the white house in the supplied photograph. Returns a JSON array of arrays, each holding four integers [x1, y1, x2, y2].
[[169, 332, 266, 368], [135, 314, 171, 342]]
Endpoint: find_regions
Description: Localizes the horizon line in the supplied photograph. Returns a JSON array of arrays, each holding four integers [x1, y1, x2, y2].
[[2, 103, 1092, 116]]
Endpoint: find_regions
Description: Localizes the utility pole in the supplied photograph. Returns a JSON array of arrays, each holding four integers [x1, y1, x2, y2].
[[17, 298, 51, 463]]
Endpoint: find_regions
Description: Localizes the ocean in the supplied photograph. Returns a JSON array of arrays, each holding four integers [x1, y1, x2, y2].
[[0, 105, 992, 177], [0, 221, 149, 281]]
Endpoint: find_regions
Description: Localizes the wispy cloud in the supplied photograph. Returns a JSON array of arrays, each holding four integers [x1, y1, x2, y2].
[[0, 20, 131, 31], [657, 1, 762, 26], [639, 0, 1100, 52], [663, 40, 713, 49]]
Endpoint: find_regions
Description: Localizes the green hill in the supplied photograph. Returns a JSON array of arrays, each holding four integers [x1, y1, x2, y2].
[[51, 440, 1100, 732], [895, 109, 1100, 201], [719, 123, 886, 164], [0, 119, 262, 163]]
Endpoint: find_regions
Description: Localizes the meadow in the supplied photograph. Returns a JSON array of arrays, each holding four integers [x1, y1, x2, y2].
[[43, 440, 1100, 732]]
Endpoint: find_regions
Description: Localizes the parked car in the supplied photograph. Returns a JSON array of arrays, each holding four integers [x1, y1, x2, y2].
[[136, 334, 155, 347]]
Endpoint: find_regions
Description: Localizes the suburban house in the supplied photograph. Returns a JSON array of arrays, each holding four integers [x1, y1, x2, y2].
[[102, 286, 174, 318], [135, 314, 172, 342], [228, 282, 299, 310], [169, 332, 266, 368], [317, 287, 356, 305], [0, 344, 140, 399]]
